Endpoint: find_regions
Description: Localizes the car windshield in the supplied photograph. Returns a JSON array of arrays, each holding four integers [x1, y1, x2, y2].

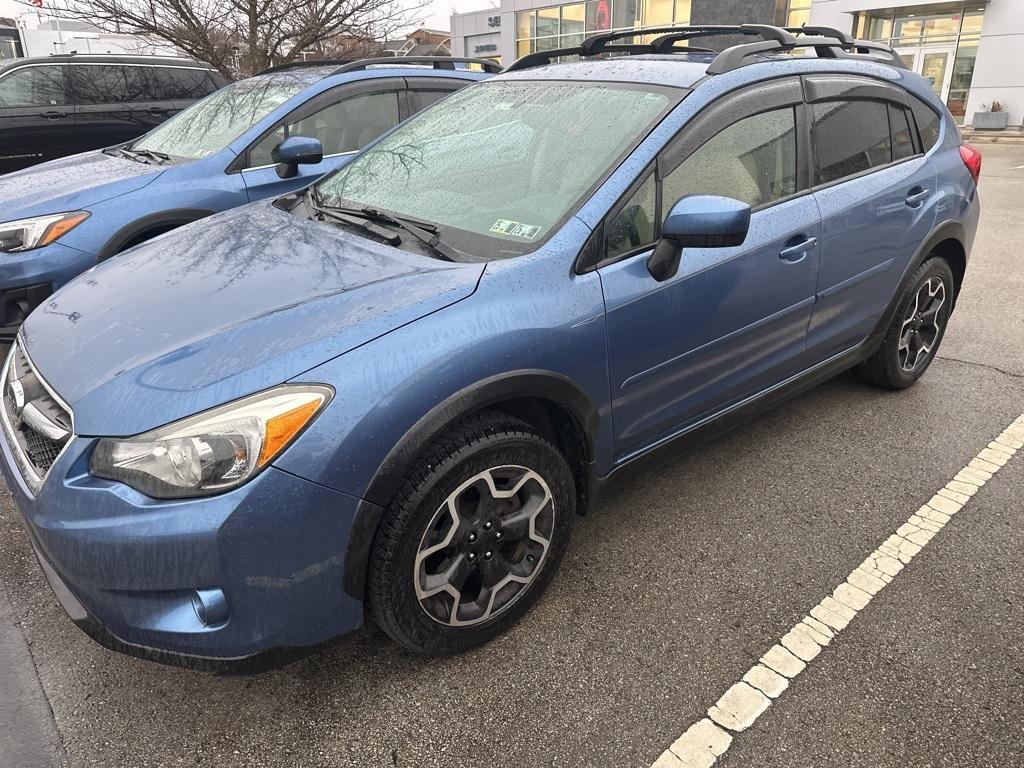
[[132, 76, 305, 159], [314, 80, 677, 259]]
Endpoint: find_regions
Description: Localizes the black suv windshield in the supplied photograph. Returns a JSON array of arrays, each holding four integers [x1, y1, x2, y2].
[[314, 80, 678, 259], [133, 76, 305, 160]]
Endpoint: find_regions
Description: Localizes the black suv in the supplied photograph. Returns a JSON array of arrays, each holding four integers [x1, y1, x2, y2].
[[0, 54, 226, 174]]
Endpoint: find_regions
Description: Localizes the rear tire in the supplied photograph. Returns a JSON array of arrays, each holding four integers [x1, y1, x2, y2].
[[855, 256, 954, 390], [368, 411, 575, 655]]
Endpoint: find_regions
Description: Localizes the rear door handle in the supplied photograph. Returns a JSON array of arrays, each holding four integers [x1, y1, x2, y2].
[[147, 106, 169, 115], [905, 188, 931, 207], [39, 110, 68, 119], [779, 236, 817, 262]]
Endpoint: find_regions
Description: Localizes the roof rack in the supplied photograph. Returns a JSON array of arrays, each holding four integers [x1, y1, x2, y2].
[[258, 56, 501, 76], [784, 25, 901, 58], [503, 23, 906, 74]]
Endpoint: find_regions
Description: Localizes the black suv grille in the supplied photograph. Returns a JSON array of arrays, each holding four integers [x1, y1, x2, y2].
[[2, 343, 72, 482]]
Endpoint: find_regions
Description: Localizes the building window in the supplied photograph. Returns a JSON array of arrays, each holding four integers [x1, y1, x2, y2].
[[515, 0, 691, 59], [853, 2, 985, 121], [775, 0, 811, 28]]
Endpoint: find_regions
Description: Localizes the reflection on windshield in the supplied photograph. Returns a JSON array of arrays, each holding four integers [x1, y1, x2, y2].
[[133, 76, 305, 160], [316, 81, 675, 257]]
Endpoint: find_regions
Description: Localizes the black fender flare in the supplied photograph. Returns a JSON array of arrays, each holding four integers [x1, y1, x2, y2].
[[99, 208, 216, 261], [870, 219, 966, 339], [342, 370, 600, 601]]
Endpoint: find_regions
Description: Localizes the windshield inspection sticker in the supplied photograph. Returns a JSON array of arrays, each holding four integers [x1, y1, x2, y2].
[[490, 219, 542, 240]]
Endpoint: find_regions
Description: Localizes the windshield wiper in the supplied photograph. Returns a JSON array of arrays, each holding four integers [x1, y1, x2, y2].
[[114, 146, 170, 165], [306, 187, 459, 263]]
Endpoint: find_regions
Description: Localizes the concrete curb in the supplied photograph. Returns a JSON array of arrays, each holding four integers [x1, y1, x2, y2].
[[0, 583, 66, 768]]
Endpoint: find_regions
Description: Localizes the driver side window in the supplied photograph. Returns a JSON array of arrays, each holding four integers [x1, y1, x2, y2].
[[663, 107, 797, 209], [246, 90, 400, 169]]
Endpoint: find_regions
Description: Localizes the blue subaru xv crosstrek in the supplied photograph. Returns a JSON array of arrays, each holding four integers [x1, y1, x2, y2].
[[0, 57, 494, 338], [0, 25, 981, 666]]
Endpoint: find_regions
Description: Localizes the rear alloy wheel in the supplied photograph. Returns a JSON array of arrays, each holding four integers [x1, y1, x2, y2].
[[897, 276, 946, 374], [855, 256, 954, 389], [369, 412, 575, 655]]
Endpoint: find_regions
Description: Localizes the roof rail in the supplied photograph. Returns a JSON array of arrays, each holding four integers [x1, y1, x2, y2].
[[330, 56, 502, 74], [784, 25, 854, 45], [258, 59, 355, 74], [258, 56, 501, 77], [503, 22, 906, 75], [506, 24, 789, 71]]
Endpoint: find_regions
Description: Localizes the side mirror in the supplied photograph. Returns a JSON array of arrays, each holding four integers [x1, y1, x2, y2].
[[272, 136, 323, 179], [648, 195, 752, 282]]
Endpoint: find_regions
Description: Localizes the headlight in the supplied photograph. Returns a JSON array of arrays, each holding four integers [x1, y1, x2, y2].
[[90, 384, 332, 499], [0, 211, 90, 253]]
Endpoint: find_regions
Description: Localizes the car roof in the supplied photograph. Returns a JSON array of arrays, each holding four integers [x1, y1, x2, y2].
[[0, 54, 214, 70], [496, 53, 715, 89]]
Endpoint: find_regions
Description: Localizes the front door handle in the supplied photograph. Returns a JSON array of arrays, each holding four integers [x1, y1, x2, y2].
[[905, 187, 931, 207], [39, 110, 69, 120], [779, 236, 817, 262]]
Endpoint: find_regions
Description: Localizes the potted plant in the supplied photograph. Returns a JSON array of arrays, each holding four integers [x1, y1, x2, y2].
[[973, 101, 1010, 130]]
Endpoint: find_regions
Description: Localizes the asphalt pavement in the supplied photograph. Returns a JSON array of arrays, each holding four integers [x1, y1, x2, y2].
[[1, 145, 1021, 768]]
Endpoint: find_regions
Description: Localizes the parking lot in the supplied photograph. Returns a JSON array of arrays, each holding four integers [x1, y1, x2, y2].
[[1, 144, 1022, 768]]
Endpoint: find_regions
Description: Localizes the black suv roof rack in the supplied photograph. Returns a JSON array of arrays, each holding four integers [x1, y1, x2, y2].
[[259, 56, 501, 76], [503, 23, 905, 74]]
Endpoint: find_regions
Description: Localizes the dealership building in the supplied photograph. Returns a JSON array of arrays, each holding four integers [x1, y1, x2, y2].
[[450, 0, 1024, 128]]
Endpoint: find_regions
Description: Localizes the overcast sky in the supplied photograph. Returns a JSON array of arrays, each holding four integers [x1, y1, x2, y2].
[[425, 0, 493, 31], [1, 0, 494, 33]]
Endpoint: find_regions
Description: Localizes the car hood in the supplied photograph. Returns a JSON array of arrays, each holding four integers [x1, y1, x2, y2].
[[21, 201, 485, 436], [0, 151, 163, 220]]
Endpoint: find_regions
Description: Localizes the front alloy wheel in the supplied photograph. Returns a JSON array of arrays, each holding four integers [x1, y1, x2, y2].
[[369, 412, 575, 655], [415, 466, 554, 627]]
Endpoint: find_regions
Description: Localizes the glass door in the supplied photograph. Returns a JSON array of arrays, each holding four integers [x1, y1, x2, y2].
[[896, 45, 956, 102]]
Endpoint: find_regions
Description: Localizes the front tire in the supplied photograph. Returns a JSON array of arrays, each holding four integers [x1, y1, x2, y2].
[[368, 412, 575, 655], [855, 256, 954, 390]]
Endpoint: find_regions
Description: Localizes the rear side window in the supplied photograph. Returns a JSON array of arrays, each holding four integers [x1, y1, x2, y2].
[[889, 104, 916, 161], [148, 67, 219, 100], [663, 107, 798, 209], [910, 96, 941, 152], [0, 65, 69, 107], [811, 100, 891, 185], [72, 65, 132, 104], [247, 90, 400, 168]]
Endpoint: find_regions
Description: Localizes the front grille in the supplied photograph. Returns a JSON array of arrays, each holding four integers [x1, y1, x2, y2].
[[23, 423, 63, 472], [2, 342, 73, 485]]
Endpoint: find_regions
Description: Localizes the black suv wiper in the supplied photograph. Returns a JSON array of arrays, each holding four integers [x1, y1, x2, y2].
[[306, 188, 460, 263]]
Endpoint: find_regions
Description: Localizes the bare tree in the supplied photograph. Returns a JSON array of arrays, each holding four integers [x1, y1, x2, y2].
[[21, 0, 429, 79]]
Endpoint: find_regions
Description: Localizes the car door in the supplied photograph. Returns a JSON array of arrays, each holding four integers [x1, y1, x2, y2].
[[236, 80, 403, 202], [595, 79, 822, 457], [144, 65, 222, 120], [0, 63, 75, 173], [69, 63, 137, 152], [802, 75, 938, 362]]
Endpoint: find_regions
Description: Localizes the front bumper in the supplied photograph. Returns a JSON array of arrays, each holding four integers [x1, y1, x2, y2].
[[0, 242, 96, 338], [0, 425, 370, 666]]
